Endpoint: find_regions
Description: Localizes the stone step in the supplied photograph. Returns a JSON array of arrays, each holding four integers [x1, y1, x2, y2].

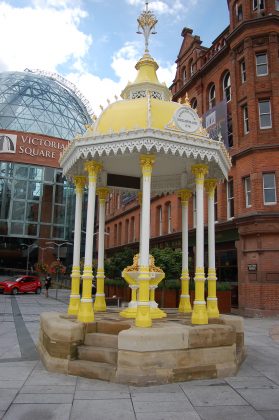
[[96, 320, 130, 335], [69, 359, 116, 381], [84, 332, 118, 348], [78, 345, 117, 365]]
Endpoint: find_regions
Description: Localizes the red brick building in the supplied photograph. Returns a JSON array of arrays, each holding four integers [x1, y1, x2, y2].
[[104, 0, 279, 316]]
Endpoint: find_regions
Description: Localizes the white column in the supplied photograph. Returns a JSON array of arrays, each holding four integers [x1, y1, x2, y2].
[[205, 179, 219, 318], [177, 189, 192, 313], [191, 164, 208, 325], [94, 187, 109, 312], [78, 161, 102, 323], [135, 154, 155, 328], [68, 176, 86, 315]]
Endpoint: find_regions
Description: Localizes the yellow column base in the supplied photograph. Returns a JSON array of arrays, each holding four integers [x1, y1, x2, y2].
[[191, 269, 208, 325], [150, 307, 167, 318], [68, 295, 80, 315], [178, 295, 192, 313], [77, 300, 94, 323], [207, 297, 220, 318], [77, 265, 94, 323], [120, 306, 137, 318], [135, 303, 152, 327], [94, 294, 106, 312], [191, 302, 208, 324], [68, 267, 81, 316]]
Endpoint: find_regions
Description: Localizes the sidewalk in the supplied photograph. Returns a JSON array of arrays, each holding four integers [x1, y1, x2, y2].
[[0, 291, 278, 419]]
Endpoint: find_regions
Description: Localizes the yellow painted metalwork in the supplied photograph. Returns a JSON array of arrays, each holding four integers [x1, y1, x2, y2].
[[94, 98, 182, 135], [204, 179, 218, 199], [191, 164, 208, 184], [135, 266, 152, 327], [207, 267, 219, 318], [94, 269, 106, 312], [77, 265, 94, 323], [68, 265, 80, 315], [191, 267, 208, 325], [178, 269, 192, 313]]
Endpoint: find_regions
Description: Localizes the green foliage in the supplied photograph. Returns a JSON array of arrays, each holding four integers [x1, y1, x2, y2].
[[217, 282, 231, 291], [104, 247, 134, 280], [151, 247, 182, 281]]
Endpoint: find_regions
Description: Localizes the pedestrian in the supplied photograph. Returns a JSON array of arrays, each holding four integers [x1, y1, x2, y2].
[[45, 274, 51, 298]]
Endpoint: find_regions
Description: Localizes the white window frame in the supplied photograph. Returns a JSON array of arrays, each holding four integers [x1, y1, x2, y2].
[[236, 3, 243, 21], [208, 84, 216, 109], [240, 60, 246, 83], [167, 203, 172, 234], [182, 67, 187, 83], [223, 72, 231, 102], [190, 60, 194, 77], [244, 176, 251, 208], [227, 178, 234, 219], [243, 104, 249, 134], [263, 173, 277, 205], [256, 53, 268, 76], [253, 0, 265, 10], [258, 100, 272, 129], [159, 206, 163, 236]]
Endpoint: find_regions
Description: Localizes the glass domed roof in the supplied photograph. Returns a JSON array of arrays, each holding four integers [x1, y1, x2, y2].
[[0, 71, 92, 140]]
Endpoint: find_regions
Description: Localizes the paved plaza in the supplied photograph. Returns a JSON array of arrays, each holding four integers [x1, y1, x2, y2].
[[0, 291, 278, 420]]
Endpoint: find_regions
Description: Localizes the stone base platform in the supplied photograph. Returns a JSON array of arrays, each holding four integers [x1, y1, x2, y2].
[[37, 311, 246, 386]]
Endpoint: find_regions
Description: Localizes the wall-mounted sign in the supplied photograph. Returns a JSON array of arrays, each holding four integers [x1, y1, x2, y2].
[[0, 130, 69, 168], [173, 106, 200, 133], [248, 264, 257, 272]]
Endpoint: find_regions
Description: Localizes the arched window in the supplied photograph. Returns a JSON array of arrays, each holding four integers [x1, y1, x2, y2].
[[191, 98, 198, 110], [182, 67, 187, 83], [157, 206, 163, 236], [208, 84, 216, 109], [189, 59, 194, 77], [166, 202, 172, 234], [223, 72, 231, 102]]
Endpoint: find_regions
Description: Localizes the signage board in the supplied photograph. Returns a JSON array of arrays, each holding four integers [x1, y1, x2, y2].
[[174, 106, 201, 133]]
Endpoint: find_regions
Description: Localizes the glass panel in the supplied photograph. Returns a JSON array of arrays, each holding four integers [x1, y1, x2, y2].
[[27, 182, 41, 200], [12, 201, 25, 220], [10, 222, 24, 235], [0, 221, 7, 235], [25, 223, 38, 236], [54, 184, 67, 204], [257, 65, 267, 76], [14, 180, 27, 199], [52, 225, 64, 239], [14, 166, 29, 179], [264, 189, 276, 203], [44, 167, 54, 183], [263, 173, 275, 188], [29, 167, 43, 181], [53, 205, 65, 224], [0, 163, 6, 177], [260, 114, 271, 128], [256, 54, 267, 65], [259, 101, 270, 114], [26, 203, 39, 222]]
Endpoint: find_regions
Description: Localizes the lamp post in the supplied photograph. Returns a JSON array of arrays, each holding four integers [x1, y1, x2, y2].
[[20, 243, 37, 275], [46, 241, 73, 298]]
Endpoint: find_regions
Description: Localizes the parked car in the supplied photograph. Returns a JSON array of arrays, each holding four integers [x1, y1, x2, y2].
[[0, 275, 42, 295]]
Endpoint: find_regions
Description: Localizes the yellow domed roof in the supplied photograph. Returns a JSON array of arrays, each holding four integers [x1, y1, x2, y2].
[[94, 97, 183, 135]]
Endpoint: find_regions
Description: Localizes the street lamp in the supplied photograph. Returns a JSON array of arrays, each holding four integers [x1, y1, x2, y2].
[[38, 246, 54, 264], [46, 241, 73, 298], [20, 243, 38, 275]]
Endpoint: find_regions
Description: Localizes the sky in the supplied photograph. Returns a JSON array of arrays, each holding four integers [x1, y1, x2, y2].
[[0, 0, 230, 116]]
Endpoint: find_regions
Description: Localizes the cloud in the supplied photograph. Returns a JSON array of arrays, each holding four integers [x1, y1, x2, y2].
[[0, 1, 91, 73], [67, 42, 175, 116], [126, 0, 197, 16], [0, 0, 176, 118]]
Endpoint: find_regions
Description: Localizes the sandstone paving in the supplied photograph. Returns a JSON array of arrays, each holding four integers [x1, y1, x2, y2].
[[0, 293, 279, 419]]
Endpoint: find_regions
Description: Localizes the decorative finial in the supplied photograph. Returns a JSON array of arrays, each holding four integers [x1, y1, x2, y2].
[[137, 1, 157, 53], [184, 93, 191, 107]]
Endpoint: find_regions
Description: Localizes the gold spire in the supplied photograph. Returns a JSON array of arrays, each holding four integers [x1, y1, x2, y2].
[[137, 2, 157, 53]]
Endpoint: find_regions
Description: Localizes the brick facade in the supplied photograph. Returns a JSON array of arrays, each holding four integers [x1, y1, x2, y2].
[[103, 0, 279, 315]]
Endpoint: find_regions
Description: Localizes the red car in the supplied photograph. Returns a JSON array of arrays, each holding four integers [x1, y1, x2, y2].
[[0, 275, 42, 295]]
